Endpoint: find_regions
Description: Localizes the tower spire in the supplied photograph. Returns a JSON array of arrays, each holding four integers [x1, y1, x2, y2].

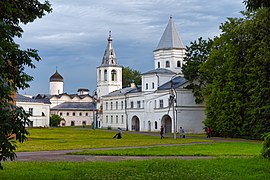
[[101, 31, 117, 66], [155, 16, 184, 51]]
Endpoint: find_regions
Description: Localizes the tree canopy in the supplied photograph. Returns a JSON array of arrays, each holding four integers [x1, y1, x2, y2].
[[0, 0, 51, 169], [183, 3, 270, 138], [122, 66, 141, 88]]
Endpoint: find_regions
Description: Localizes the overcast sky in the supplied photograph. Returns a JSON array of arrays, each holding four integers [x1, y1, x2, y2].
[[17, 0, 244, 95]]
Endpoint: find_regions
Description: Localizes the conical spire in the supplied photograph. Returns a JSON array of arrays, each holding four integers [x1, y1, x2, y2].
[[101, 31, 118, 66], [155, 16, 184, 51]]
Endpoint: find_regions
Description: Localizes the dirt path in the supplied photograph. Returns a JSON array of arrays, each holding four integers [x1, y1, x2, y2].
[[15, 135, 260, 162]]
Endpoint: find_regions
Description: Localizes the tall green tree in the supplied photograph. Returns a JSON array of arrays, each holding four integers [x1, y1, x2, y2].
[[202, 8, 270, 138], [122, 66, 141, 88], [182, 37, 213, 103], [244, 0, 270, 11], [0, 0, 51, 169]]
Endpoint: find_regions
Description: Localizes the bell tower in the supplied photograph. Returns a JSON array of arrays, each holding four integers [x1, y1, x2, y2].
[[154, 16, 186, 74], [96, 31, 122, 98]]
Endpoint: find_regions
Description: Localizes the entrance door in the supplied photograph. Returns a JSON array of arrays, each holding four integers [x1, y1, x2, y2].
[[132, 116, 140, 131], [148, 121, 151, 132], [162, 115, 172, 133]]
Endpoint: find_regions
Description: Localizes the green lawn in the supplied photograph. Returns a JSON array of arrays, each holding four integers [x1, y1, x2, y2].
[[4, 127, 268, 179], [16, 127, 210, 151], [2, 158, 270, 179], [71, 141, 261, 156]]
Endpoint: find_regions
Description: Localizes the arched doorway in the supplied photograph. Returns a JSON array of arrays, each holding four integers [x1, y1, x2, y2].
[[161, 115, 172, 133], [131, 116, 140, 131], [148, 121, 151, 132]]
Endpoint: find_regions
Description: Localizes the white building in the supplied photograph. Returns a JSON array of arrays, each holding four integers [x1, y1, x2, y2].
[[98, 17, 205, 133], [16, 94, 50, 127], [49, 91, 96, 127], [35, 71, 97, 127]]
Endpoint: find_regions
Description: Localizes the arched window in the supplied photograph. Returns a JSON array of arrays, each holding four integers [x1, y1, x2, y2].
[[158, 62, 160, 68], [104, 70, 108, 81], [166, 61, 170, 68], [155, 121, 158, 129], [111, 70, 117, 81], [177, 61, 181, 67], [99, 70, 101, 81]]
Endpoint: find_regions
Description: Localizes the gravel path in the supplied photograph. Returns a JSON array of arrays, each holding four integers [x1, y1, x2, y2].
[[15, 135, 259, 162]]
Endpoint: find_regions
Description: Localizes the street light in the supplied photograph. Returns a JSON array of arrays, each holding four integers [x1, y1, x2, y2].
[[169, 73, 179, 140]]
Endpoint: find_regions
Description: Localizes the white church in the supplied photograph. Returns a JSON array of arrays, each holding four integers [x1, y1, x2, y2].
[[16, 17, 205, 133], [96, 17, 205, 133]]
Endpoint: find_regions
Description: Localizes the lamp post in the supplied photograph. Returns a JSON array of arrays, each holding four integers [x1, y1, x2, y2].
[[170, 74, 178, 140], [93, 91, 98, 129]]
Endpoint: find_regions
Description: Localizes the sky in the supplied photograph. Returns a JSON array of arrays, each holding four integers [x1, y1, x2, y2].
[[17, 0, 245, 96]]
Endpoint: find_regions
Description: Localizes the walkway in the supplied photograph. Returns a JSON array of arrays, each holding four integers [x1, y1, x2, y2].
[[15, 136, 259, 162]]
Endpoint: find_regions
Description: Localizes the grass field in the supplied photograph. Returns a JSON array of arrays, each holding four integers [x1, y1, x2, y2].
[[2, 158, 270, 179], [4, 127, 268, 179], [71, 141, 261, 157], [16, 127, 210, 151]]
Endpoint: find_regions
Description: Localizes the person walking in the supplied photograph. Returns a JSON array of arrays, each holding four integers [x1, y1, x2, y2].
[[160, 125, 164, 139], [207, 127, 211, 138], [180, 127, 185, 138]]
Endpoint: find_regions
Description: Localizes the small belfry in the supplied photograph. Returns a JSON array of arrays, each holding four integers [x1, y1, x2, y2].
[[49, 69, 64, 95], [96, 31, 122, 98], [154, 16, 186, 74]]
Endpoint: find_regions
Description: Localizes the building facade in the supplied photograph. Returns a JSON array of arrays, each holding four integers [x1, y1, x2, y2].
[[16, 94, 50, 127], [98, 17, 205, 133]]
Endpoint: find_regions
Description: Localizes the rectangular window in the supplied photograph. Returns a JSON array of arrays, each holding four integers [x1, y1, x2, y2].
[[116, 101, 118, 110], [111, 102, 113, 110], [121, 101, 124, 109], [106, 102, 108, 110], [116, 115, 118, 124], [106, 116, 108, 123], [152, 82, 154, 89], [131, 101, 134, 108], [159, 100, 164, 108], [137, 101, 141, 108], [121, 115, 124, 124], [146, 83, 148, 90], [29, 108, 33, 116], [111, 115, 113, 123], [166, 61, 170, 67]]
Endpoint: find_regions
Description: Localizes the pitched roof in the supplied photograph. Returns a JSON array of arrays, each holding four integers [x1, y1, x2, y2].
[[16, 94, 51, 104], [155, 17, 185, 51], [103, 86, 142, 97], [158, 76, 188, 90], [51, 102, 96, 111], [49, 70, 64, 82], [142, 68, 175, 75]]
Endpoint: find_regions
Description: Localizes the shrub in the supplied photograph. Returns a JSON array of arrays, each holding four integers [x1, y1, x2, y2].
[[107, 126, 112, 130], [50, 114, 64, 127], [261, 132, 270, 159]]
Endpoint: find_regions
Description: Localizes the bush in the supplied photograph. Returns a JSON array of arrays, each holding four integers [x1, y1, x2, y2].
[[50, 114, 63, 127], [107, 126, 112, 130], [261, 132, 270, 159]]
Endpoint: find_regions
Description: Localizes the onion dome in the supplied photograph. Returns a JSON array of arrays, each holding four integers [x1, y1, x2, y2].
[[49, 70, 64, 82]]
